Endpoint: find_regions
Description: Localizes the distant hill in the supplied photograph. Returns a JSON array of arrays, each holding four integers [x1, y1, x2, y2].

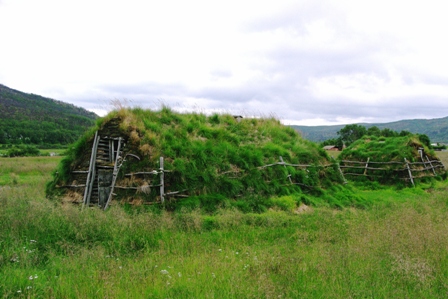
[[292, 117, 448, 144], [0, 84, 98, 146]]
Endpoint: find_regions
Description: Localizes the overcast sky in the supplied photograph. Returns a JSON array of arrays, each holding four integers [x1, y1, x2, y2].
[[1, 0, 447, 126]]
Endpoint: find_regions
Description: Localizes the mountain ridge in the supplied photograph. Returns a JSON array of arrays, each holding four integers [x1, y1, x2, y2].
[[0, 84, 98, 145], [292, 116, 448, 143]]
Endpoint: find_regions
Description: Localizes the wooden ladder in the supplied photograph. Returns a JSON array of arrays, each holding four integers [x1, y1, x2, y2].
[[83, 132, 123, 209]]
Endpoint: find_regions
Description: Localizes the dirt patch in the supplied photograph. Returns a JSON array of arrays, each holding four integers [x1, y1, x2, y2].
[[294, 204, 312, 214]]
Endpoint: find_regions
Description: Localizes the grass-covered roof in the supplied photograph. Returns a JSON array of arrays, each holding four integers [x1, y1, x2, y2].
[[339, 135, 438, 162], [338, 135, 446, 186], [47, 107, 345, 211]]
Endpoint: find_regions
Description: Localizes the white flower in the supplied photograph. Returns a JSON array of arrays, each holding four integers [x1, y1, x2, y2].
[[17, 290, 22, 293], [218, 249, 222, 252], [160, 269, 169, 275], [178, 272, 182, 277], [30, 240, 37, 243], [26, 286, 32, 290], [28, 276, 34, 280]]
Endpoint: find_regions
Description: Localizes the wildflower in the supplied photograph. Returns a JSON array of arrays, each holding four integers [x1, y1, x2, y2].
[[17, 290, 22, 293], [30, 240, 37, 243], [212, 273, 216, 278], [34, 274, 38, 279], [218, 249, 222, 252], [235, 252, 239, 255], [10, 256, 19, 263], [160, 269, 169, 275], [29, 276, 34, 280], [178, 272, 182, 277], [26, 286, 32, 290]]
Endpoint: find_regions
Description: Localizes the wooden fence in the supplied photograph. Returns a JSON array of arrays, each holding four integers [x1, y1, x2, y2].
[[113, 155, 448, 206], [63, 154, 446, 210], [339, 157, 445, 186]]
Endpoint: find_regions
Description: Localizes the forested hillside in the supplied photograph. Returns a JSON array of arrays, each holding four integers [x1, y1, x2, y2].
[[293, 117, 448, 143], [0, 84, 98, 146]]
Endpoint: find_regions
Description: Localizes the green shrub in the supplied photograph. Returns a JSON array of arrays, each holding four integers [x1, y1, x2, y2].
[[270, 195, 297, 211], [6, 145, 40, 157]]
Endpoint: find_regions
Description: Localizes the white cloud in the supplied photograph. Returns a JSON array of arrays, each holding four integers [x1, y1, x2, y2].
[[1, 0, 448, 126]]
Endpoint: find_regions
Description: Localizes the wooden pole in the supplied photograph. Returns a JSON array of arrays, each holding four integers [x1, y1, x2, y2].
[[160, 157, 165, 203], [337, 163, 347, 184], [279, 156, 293, 184], [104, 138, 122, 210], [363, 157, 370, 176], [83, 131, 99, 208], [426, 155, 436, 175], [404, 158, 415, 187]]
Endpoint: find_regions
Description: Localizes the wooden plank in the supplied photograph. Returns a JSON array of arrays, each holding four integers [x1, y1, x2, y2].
[[125, 171, 160, 176], [103, 137, 122, 210], [404, 158, 415, 187], [82, 131, 99, 207], [363, 158, 370, 175], [426, 156, 436, 175], [160, 157, 165, 204], [86, 135, 100, 206]]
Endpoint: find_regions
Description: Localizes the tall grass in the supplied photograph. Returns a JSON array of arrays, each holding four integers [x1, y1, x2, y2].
[[2, 157, 448, 297]]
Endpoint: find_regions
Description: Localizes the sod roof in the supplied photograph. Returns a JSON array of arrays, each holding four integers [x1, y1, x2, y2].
[[47, 107, 343, 209], [338, 135, 446, 185]]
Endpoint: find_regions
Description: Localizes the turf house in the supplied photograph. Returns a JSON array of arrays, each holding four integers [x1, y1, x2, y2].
[[338, 135, 447, 186], [46, 107, 345, 211]]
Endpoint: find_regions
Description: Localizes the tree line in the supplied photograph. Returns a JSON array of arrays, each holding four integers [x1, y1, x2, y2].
[[320, 124, 441, 149]]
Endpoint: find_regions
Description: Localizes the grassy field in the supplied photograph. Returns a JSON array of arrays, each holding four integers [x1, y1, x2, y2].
[[2, 155, 448, 298]]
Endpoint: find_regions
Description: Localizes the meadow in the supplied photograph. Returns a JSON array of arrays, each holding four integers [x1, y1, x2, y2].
[[1, 153, 448, 298]]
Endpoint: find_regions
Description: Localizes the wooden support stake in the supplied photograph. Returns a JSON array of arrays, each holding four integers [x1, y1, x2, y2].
[[426, 155, 436, 175], [364, 157, 370, 176], [160, 157, 165, 203], [337, 163, 347, 184], [279, 156, 293, 184], [104, 138, 122, 210], [404, 158, 415, 187], [110, 139, 114, 162]]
